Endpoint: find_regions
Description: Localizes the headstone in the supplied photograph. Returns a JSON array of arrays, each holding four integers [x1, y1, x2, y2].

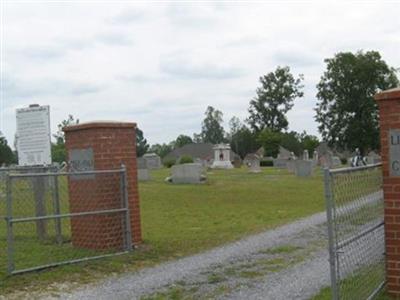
[[367, 151, 382, 164], [303, 150, 309, 161], [211, 144, 234, 169], [233, 155, 242, 168], [170, 163, 205, 184], [248, 155, 261, 173], [143, 153, 162, 169], [286, 159, 296, 173], [332, 156, 341, 167], [137, 157, 150, 181], [273, 158, 289, 168], [295, 160, 313, 177], [313, 150, 318, 167], [319, 153, 333, 168]]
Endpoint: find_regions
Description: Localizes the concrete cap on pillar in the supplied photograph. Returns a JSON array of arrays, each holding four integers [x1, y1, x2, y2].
[[374, 87, 400, 101], [63, 121, 137, 132]]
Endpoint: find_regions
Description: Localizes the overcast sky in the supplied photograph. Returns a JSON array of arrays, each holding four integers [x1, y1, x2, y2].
[[1, 0, 399, 147]]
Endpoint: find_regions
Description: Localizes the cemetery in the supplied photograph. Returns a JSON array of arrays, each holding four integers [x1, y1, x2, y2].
[[1, 3, 399, 299]]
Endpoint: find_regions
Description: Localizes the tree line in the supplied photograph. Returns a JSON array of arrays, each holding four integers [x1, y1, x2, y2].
[[0, 50, 398, 165]]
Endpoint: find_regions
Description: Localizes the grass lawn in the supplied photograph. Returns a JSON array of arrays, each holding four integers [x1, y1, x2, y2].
[[0, 166, 325, 295]]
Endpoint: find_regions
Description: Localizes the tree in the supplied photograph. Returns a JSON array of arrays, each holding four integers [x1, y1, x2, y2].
[[257, 129, 282, 158], [247, 66, 304, 132], [315, 50, 399, 154], [175, 135, 193, 148], [149, 143, 173, 158], [200, 106, 225, 144], [51, 115, 79, 163], [228, 116, 242, 154], [136, 127, 149, 157], [230, 125, 260, 158], [0, 135, 15, 165], [300, 132, 319, 157], [280, 131, 302, 156]]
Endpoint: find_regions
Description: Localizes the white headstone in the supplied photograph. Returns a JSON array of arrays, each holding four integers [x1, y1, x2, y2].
[[211, 144, 234, 169], [303, 150, 309, 161], [295, 160, 313, 177], [16, 105, 52, 166]]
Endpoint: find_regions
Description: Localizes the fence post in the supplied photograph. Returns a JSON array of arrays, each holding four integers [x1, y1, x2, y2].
[[5, 173, 14, 274], [324, 168, 339, 300], [121, 164, 133, 252], [52, 173, 62, 245]]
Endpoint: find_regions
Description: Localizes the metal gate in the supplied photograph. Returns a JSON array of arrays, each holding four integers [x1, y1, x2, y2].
[[1, 165, 132, 275], [324, 163, 385, 300]]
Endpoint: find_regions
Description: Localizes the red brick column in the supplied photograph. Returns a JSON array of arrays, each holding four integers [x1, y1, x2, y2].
[[63, 122, 142, 250], [375, 87, 400, 295]]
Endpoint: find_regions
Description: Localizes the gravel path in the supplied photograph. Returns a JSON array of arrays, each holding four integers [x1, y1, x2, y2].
[[50, 210, 329, 300]]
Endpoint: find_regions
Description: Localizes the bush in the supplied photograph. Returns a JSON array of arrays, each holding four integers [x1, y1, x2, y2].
[[340, 157, 348, 165], [163, 159, 176, 168], [260, 159, 273, 167], [179, 155, 194, 164]]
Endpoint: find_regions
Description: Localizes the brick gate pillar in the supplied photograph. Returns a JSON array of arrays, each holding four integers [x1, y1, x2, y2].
[[63, 122, 142, 249], [375, 87, 400, 295]]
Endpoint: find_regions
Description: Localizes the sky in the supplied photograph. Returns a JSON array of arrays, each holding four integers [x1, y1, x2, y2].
[[1, 0, 400, 147]]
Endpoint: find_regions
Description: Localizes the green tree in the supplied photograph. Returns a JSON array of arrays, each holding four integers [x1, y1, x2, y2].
[[201, 106, 225, 144], [175, 135, 193, 148], [300, 132, 319, 157], [136, 127, 149, 157], [248, 66, 304, 132], [0, 135, 15, 165], [149, 143, 173, 158], [280, 131, 302, 156], [230, 125, 260, 158], [257, 129, 282, 158], [228, 116, 242, 154], [51, 115, 79, 163], [315, 50, 399, 154]]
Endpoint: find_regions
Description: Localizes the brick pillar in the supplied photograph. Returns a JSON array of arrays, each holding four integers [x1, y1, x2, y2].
[[375, 87, 400, 295], [63, 122, 142, 250]]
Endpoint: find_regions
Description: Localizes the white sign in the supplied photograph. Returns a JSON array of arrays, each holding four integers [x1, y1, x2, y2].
[[16, 105, 52, 166]]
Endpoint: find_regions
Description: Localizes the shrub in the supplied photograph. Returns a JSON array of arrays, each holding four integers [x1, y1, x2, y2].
[[340, 157, 348, 165], [260, 159, 273, 167], [179, 155, 194, 164], [164, 159, 176, 168]]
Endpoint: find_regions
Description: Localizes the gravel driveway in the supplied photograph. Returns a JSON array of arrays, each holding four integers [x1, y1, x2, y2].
[[46, 210, 330, 300]]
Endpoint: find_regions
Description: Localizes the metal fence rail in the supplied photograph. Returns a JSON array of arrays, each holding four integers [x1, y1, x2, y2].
[[324, 163, 385, 300], [0, 166, 132, 275]]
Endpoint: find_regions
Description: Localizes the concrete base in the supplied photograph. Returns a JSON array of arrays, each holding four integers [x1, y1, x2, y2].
[[211, 160, 234, 169]]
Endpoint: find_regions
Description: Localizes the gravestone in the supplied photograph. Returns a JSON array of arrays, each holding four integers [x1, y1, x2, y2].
[[295, 160, 313, 177], [143, 153, 161, 169], [273, 158, 289, 168], [211, 144, 234, 169], [367, 151, 382, 164], [233, 155, 242, 168], [286, 159, 296, 173], [137, 157, 150, 181], [247, 154, 261, 173], [332, 156, 342, 167], [170, 163, 205, 184], [303, 150, 309, 161]]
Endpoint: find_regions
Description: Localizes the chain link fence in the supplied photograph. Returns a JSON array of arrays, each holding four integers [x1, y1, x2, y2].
[[324, 163, 385, 300], [0, 165, 132, 275]]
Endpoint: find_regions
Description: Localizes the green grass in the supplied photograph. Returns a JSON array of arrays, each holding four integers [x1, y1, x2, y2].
[[0, 167, 325, 295]]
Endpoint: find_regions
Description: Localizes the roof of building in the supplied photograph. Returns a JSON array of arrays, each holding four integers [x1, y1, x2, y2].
[[163, 143, 237, 162]]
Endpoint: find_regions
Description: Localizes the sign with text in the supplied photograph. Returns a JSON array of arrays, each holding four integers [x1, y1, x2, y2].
[[16, 105, 52, 166], [389, 129, 400, 176], [69, 148, 94, 180]]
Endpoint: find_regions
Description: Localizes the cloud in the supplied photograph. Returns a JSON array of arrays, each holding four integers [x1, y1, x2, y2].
[[3, 77, 105, 100], [14, 47, 65, 61], [95, 33, 133, 46], [109, 9, 144, 25], [165, 4, 218, 29], [160, 56, 245, 80]]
